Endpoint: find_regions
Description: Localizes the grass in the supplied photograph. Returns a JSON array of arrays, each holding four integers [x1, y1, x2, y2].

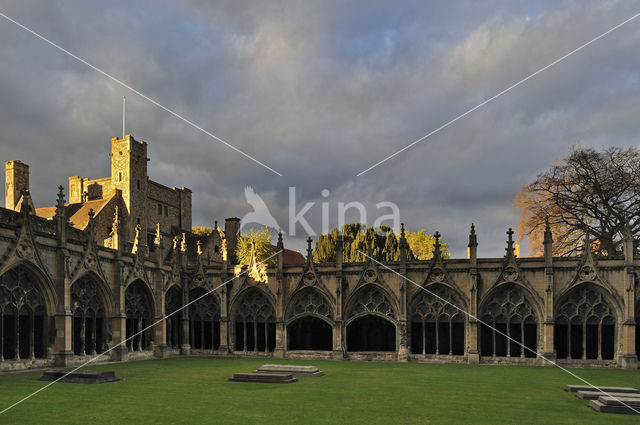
[[0, 358, 638, 424]]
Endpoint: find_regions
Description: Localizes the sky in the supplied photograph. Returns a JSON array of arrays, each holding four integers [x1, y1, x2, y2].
[[0, 0, 639, 257]]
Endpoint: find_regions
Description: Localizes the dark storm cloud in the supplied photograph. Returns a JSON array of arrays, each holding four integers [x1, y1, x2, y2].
[[1, 0, 639, 256]]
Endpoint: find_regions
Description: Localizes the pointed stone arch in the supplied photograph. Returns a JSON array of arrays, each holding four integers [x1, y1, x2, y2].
[[478, 283, 540, 359], [345, 284, 397, 352], [409, 283, 466, 356], [345, 284, 397, 325], [555, 279, 624, 319], [70, 271, 114, 318], [230, 287, 276, 353], [0, 263, 51, 360], [285, 287, 334, 325], [188, 286, 221, 350], [165, 284, 182, 349], [0, 259, 56, 316], [285, 287, 334, 351], [124, 279, 155, 351], [554, 282, 618, 361], [70, 273, 110, 355]]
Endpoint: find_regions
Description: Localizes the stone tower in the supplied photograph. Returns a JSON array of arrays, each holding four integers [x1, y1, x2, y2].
[[110, 134, 148, 242], [5, 160, 30, 211]]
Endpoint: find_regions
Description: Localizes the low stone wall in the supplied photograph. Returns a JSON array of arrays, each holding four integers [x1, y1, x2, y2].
[[0, 358, 54, 372], [124, 350, 156, 361], [409, 354, 468, 364], [285, 350, 334, 360], [347, 352, 397, 362], [555, 359, 619, 369]]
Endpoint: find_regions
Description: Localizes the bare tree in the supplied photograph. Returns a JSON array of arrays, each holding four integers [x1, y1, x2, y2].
[[514, 146, 640, 256]]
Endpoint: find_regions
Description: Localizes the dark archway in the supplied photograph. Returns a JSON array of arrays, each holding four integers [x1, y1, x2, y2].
[[286, 288, 334, 351], [479, 283, 538, 358], [189, 287, 220, 350], [288, 317, 332, 350], [345, 285, 397, 352], [347, 316, 395, 351], [410, 284, 465, 356], [125, 280, 154, 351], [555, 283, 616, 360], [71, 275, 108, 356], [165, 286, 182, 348], [0, 265, 48, 360], [232, 288, 275, 353]]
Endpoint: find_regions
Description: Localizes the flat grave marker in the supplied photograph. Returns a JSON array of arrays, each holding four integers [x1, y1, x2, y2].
[[39, 369, 120, 384], [255, 364, 324, 377]]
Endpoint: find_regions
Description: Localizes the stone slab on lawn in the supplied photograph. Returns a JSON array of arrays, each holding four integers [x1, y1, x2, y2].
[[576, 391, 640, 400], [564, 385, 638, 393], [256, 364, 324, 377], [39, 369, 120, 384], [228, 372, 297, 384], [589, 396, 640, 415]]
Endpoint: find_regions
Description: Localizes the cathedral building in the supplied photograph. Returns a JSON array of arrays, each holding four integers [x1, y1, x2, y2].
[[0, 135, 638, 371]]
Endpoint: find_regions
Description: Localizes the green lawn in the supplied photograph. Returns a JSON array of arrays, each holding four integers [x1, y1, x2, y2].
[[0, 358, 638, 424]]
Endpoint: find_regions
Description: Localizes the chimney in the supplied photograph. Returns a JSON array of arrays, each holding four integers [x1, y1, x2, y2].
[[224, 217, 241, 264]]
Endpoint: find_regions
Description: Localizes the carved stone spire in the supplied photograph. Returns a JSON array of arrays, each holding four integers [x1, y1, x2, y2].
[[55, 185, 66, 217], [433, 231, 441, 260], [19, 189, 33, 214], [467, 223, 477, 263], [131, 224, 141, 254], [543, 218, 553, 267], [623, 215, 634, 265], [583, 228, 592, 258], [181, 233, 187, 252], [221, 237, 228, 262], [543, 218, 553, 244], [306, 236, 313, 262], [197, 240, 203, 256], [111, 206, 120, 235], [399, 223, 408, 263], [87, 208, 96, 241], [505, 228, 515, 258], [172, 235, 179, 251], [154, 222, 162, 246], [276, 231, 284, 251], [468, 223, 477, 247]]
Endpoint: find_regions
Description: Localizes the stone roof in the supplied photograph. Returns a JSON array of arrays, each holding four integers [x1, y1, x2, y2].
[[35, 196, 114, 230]]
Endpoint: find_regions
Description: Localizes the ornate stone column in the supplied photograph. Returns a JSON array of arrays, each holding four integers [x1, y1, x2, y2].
[[397, 224, 409, 362], [466, 224, 480, 364], [273, 232, 286, 358], [542, 220, 556, 365], [620, 222, 637, 369]]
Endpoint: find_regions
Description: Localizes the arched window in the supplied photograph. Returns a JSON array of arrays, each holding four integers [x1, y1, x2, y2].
[[71, 276, 107, 356], [189, 287, 220, 350], [555, 284, 616, 360], [479, 284, 538, 358], [165, 286, 182, 349], [286, 289, 333, 351], [232, 289, 275, 353], [0, 265, 48, 360], [345, 286, 396, 352], [125, 281, 154, 351], [410, 284, 465, 356]]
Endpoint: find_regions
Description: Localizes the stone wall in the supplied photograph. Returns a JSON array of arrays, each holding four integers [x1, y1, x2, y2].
[[0, 208, 637, 372]]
